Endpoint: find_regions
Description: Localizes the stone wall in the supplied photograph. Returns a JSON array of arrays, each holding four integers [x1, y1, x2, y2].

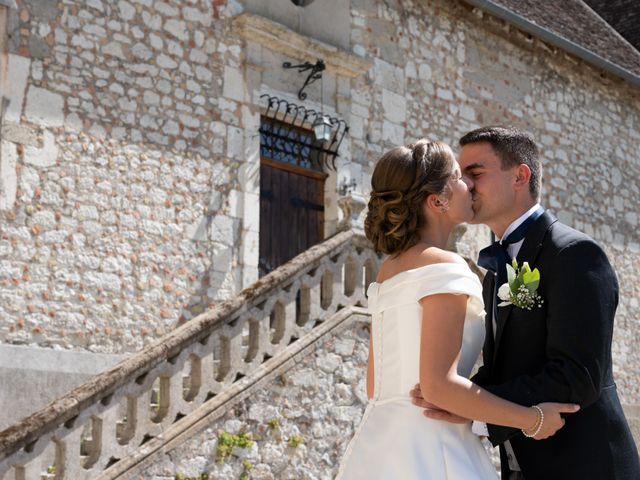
[[1, 0, 257, 353], [0, 0, 638, 406]]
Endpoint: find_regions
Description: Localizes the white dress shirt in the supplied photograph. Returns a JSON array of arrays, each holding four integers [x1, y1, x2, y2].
[[471, 204, 542, 470]]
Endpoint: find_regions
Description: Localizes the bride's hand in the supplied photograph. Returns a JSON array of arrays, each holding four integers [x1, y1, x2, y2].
[[529, 402, 580, 440], [410, 383, 470, 424]]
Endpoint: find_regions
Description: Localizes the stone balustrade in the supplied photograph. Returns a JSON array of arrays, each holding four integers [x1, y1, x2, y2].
[[0, 230, 380, 480]]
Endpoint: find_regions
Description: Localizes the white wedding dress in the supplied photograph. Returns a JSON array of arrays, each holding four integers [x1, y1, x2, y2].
[[336, 263, 497, 479]]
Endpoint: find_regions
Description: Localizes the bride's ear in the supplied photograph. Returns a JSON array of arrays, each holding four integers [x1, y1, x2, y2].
[[425, 193, 445, 213]]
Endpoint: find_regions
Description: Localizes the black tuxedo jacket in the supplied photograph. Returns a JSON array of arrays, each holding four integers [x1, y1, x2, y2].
[[472, 211, 640, 479]]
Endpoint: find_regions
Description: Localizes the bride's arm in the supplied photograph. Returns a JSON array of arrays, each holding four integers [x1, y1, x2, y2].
[[418, 292, 577, 437]]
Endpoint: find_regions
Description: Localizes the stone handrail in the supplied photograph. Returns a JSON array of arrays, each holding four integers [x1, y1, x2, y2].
[[0, 229, 380, 479]]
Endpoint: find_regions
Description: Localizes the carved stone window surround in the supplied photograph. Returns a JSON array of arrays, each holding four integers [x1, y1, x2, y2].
[[232, 13, 372, 79]]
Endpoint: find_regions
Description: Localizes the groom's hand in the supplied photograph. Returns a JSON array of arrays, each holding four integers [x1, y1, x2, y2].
[[409, 383, 470, 424]]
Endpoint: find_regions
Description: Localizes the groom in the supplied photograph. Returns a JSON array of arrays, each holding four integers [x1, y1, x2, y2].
[[411, 126, 639, 479]]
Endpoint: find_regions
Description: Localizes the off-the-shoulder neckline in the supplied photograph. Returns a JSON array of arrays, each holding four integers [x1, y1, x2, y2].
[[371, 262, 471, 289]]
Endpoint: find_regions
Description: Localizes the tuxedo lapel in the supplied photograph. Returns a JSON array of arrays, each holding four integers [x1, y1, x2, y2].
[[514, 210, 557, 270], [482, 272, 495, 371], [492, 211, 557, 369]]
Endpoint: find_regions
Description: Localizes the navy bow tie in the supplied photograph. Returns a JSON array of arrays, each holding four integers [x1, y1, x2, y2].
[[477, 207, 544, 276]]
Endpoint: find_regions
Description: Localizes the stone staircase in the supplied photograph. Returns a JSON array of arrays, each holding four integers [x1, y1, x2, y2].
[[0, 230, 380, 480]]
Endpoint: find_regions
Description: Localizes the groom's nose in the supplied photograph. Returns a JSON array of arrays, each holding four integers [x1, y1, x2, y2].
[[462, 175, 474, 190]]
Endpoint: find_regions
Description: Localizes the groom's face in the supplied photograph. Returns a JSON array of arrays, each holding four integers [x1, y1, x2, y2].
[[458, 142, 515, 225]]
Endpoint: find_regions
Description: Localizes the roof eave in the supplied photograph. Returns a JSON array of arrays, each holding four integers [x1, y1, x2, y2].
[[464, 0, 640, 89]]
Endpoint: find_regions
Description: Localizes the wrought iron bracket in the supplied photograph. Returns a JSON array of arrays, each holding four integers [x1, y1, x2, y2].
[[282, 59, 326, 100]]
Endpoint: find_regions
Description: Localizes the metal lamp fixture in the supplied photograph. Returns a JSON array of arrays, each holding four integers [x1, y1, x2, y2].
[[280, 57, 341, 145], [313, 115, 332, 142]]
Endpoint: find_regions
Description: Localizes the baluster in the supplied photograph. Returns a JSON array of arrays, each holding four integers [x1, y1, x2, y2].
[[182, 353, 202, 403], [268, 302, 286, 345], [213, 334, 231, 383], [307, 278, 323, 326], [97, 401, 125, 470], [224, 327, 246, 384], [295, 284, 311, 327], [320, 270, 333, 310], [280, 298, 297, 347], [343, 256, 358, 298], [60, 426, 87, 480], [149, 376, 171, 424], [197, 348, 217, 401], [80, 416, 102, 471], [13, 461, 41, 480], [131, 388, 156, 445], [242, 319, 261, 365], [115, 396, 137, 447]]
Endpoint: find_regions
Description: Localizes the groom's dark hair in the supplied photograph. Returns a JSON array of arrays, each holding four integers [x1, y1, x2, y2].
[[459, 126, 542, 200]]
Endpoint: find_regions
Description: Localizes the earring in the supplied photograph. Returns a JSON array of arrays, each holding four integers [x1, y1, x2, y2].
[[435, 198, 449, 213]]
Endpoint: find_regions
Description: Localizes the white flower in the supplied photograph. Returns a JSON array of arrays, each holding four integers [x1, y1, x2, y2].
[[497, 283, 511, 302], [497, 259, 543, 310]]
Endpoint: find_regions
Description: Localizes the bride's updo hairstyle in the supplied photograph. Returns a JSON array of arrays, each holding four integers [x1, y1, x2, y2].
[[364, 139, 455, 256]]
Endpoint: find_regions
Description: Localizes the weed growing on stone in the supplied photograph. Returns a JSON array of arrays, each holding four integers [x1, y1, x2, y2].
[[267, 417, 280, 431], [215, 431, 254, 463], [174, 473, 209, 480], [240, 459, 253, 480], [287, 434, 304, 448]]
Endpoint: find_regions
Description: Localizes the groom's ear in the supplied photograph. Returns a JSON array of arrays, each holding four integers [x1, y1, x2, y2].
[[514, 164, 532, 191]]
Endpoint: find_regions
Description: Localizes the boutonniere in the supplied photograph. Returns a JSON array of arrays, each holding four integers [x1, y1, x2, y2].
[[497, 259, 544, 310]]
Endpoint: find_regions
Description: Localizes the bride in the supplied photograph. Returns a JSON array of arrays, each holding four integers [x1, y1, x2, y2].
[[336, 140, 579, 479]]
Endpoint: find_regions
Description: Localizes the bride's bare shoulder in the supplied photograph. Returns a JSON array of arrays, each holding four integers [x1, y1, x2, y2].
[[377, 245, 466, 282], [414, 246, 467, 267]]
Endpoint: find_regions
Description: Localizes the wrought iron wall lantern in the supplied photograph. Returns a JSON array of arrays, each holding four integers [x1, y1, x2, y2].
[[282, 59, 326, 101], [312, 115, 333, 142], [260, 94, 349, 171]]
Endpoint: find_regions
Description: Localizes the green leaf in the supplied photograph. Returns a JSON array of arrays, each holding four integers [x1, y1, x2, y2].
[[525, 280, 539, 293], [522, 270, 536, 284], [511, 277, 522, 294], [506, 263, 516, 285], [525, 268, 540, 293], [521, 262, 531, 274], [511, 258, 519, 269]]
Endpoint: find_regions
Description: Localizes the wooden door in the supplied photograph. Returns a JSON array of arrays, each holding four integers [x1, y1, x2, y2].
[[259, 158, 326, 276]]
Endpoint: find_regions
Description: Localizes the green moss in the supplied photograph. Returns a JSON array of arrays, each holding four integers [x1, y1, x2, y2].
[[267, 418, 280, 431], [287, 435, 304, 448], [174, 472, 209, 480], [240, 459, 253, 480], [216, 431, 254, 463]]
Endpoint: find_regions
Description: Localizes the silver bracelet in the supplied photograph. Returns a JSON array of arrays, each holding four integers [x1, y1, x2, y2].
[[521, 405, 544, 438]]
